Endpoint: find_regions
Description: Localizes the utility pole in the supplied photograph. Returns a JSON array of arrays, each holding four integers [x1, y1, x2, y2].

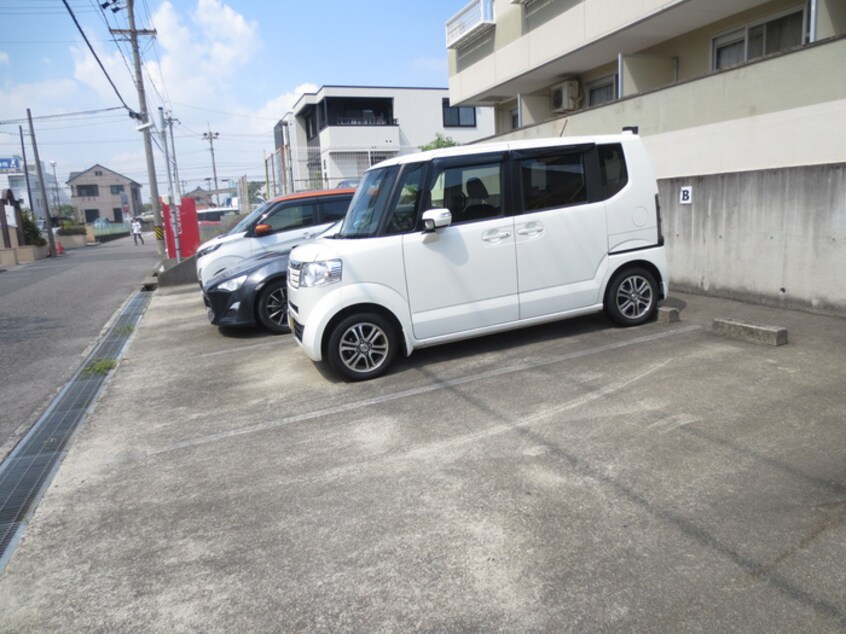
[[159, 107, 180, 262], [165, 112, 182, 201], [18, 126, 35, 221], [203, 125, 220, 206], [26, 108, 57, 257], [111, 0, 164, 257]]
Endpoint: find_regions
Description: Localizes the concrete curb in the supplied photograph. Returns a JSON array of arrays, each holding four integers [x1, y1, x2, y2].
[[156, 255, 198, 287], [712, 318, 788, 346]]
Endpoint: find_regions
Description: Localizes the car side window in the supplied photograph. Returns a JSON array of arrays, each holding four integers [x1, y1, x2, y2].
[[426, 162, 502, 225], [520, 151, 587, 212], [266, 202, 316, 232], [385, 163, 426, 235], [598, 143, 628, 199], [320, 197, 351, 222]]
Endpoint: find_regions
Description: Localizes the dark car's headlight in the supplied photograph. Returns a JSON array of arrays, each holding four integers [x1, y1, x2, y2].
[[215, 274, 247, 292]]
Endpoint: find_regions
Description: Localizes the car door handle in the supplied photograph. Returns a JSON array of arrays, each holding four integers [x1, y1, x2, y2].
[[482, 230, 511, 242], [517, 225, 543, 237]]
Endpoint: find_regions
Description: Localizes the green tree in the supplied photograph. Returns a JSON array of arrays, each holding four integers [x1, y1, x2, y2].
[[53, 204, 78, 222], [247, 181, 264, 204], [419, 133, 459, 152], [21, 210, 46, 247]]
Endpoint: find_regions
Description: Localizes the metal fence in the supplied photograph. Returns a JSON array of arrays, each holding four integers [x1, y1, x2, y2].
[[92, 223, 130, 239]]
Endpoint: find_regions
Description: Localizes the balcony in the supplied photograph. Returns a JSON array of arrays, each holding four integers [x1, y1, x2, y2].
[[446, 0, 494, 49]]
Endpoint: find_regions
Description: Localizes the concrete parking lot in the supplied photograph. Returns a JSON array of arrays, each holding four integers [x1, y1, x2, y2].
[[0, 286, 844, 632]]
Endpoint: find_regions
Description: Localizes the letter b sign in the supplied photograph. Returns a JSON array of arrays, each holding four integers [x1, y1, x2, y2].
[[679, 186, 692, 205]]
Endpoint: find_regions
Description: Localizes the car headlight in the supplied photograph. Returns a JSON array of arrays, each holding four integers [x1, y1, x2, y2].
[[301, 259, 342, 287], [216, 274, 247, 292], [197, 242, 222, 258]]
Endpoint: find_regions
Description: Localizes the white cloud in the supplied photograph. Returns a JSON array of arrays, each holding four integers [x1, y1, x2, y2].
[[148, 0, 261, 107], [246, 83, 319, 131], [0, 52, 9, 66], [71, 43, 135, 105]]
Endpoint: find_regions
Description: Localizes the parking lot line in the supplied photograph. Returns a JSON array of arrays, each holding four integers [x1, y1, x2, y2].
[[141, 324, 701, 459]]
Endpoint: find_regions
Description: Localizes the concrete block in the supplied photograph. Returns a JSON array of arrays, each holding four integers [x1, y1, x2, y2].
[[141, 277, 159, 291], [658, 306, 680, 323], [712, 318, 788, 346], [157, 255, 198, 287]]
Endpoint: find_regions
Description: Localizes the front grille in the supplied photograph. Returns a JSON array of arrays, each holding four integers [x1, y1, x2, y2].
[[288, 261, 302, 289]]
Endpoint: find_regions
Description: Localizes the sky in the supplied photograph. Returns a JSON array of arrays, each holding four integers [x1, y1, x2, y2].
[[0, 0, 464, 199]]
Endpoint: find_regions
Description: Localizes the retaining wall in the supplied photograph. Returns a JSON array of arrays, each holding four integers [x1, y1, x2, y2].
[[660, 162, 846, 314]]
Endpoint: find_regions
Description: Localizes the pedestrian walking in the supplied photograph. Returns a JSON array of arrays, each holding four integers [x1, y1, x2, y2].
[[131, 218, 144, 245]]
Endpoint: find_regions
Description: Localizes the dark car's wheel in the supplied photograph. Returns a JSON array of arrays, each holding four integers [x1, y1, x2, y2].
[[327, 313, 398, 381], [256, 278, 290, 334], [604, 267, 658, 326]]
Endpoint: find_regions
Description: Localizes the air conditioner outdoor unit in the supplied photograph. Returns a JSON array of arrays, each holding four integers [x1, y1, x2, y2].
[[551, 80, 581, 113]]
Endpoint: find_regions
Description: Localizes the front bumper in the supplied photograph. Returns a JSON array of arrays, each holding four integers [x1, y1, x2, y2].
[[204, 286, 257, 328]]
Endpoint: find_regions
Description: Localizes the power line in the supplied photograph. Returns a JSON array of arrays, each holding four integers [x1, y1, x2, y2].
[[60, 0, 137, 118], [0, 106, 126, 126]]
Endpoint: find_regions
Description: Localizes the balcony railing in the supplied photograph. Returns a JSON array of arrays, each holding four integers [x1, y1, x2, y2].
[[446, 0, 494, 49]]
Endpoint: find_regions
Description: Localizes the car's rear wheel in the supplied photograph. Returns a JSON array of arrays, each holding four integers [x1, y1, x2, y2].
[[256, 279, 290, 334], [604, 267, 658, 326], [326, 313, 398, 381]]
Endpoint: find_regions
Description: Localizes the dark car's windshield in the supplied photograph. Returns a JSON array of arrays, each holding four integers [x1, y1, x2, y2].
[[337, 166, 398, 238], [228, 201, 270, 235]]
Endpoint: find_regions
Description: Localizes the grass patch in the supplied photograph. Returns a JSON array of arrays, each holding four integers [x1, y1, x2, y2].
[[83, 358, 117, 376], [117, 324, 135, 337]]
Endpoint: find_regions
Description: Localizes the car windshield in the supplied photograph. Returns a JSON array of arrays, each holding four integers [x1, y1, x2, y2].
[[228, 202, 270, 235], [337, 167, 398, 238]]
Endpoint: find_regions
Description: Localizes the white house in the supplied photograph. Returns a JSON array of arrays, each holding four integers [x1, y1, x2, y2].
[[0, 157, 70, 222], [275, 86, 495, 194]]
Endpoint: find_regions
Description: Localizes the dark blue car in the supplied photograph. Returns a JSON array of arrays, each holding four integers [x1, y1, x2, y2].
[[203, 249, 291, 333]]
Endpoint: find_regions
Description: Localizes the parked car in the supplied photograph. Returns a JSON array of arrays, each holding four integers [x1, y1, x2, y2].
[[195, 188, 354, 287], [203, 249, 292, 333], [197, 206, 239, 226], [336, 179, 359, 189], [203, 221, 342, 334], [288, 130, 668, 381]]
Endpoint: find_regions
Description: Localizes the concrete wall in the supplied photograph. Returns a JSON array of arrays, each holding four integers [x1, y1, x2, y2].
[[661, 163, 846, 314], [487, 37, 846, 179]]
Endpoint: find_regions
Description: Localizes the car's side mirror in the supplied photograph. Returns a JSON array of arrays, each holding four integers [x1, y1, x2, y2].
[[421, 208, 452, 233], [253, 223, 273, 237]]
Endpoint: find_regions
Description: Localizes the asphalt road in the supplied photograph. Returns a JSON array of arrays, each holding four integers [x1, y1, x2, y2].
[[0, 285, 843, 631], [0, 234, 159, 457]]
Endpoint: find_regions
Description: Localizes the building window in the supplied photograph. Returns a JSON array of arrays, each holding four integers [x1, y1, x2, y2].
[[510, 108, 519, 130], [442, 98, 476, 128], [110, 184, 124, 195], [712, 8, 804, 70], [587, 76, 617, 107], [77, 184, 99, 197]]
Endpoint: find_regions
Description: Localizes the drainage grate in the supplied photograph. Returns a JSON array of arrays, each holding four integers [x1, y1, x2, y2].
[[0, 290, 152, 570]]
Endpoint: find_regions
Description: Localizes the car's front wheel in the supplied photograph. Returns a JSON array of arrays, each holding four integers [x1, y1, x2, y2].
[[604, 267, 658, 326], [326, 313, 398, 381], [256, 278, 290, 334]]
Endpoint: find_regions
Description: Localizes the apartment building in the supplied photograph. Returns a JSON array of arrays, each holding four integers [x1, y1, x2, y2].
[[275, 86, 495, 194], [0, 156, 70, 221], [446, 0, 846, 312], [68, 164, 142, 223]]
